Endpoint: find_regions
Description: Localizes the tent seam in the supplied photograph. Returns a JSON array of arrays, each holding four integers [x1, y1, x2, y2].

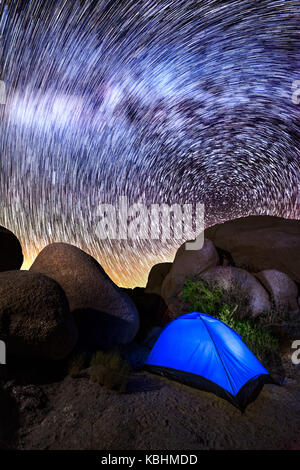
[[199, 314, 236, 396]]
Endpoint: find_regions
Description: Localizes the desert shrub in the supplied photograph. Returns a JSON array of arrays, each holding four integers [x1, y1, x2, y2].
[[220, 282, 250, 319], [218, 305, 278, 361], [182, 277, 224, 315], [68, 352, 88, 377], [182, 277, 249, 318], [182, 278, 279, 361], [257, 303, 289, 328], [90, 350, 132, 393]]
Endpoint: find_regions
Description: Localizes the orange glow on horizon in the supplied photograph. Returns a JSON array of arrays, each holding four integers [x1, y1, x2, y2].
[[21, 247, 174, 289]]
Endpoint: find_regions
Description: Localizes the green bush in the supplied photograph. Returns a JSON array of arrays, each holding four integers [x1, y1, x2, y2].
[[90, 350, 132, 393], [182, 278, 278, 361], [182, 278, 225, 315], [217, 305, 278, 361]]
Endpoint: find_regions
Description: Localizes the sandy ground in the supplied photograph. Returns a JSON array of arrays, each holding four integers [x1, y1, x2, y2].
[[12, 361, 300, 451]]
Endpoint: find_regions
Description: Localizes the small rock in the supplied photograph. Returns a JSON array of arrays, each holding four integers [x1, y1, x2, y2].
[[11, 385, 48, 412]]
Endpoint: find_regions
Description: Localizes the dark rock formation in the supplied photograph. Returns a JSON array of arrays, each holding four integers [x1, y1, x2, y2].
[[0, 226, 23, 271], [0, 270, 78, 360], [145, 262, 172, 296], [205, 215, 300, 283], [122, 287, 169, 341], [0, 387, 19, 449], [161, 238, 219, 314], [30, 243, 139, 349]]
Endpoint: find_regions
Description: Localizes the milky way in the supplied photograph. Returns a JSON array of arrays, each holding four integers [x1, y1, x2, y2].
[[0, 0, 300, 286]]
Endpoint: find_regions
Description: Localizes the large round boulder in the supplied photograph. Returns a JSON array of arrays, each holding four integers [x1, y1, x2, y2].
[[145, 262, 172, 296], [161, 238, 219, 314], [0, 271, 78, 360], [205, 215, 300, 283], [255, 269, 299, 314], [200, 266, 271, 317], [30, 243, 139, 349], [0, 226, 23, 272]]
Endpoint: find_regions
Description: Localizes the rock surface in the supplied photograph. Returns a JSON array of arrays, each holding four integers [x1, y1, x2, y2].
[[30, 243, 139, 349], [0, 226, 23, 272], [200, 266, 271, 317], [161, 238, 219, 314], [122, 287, 168, 341], [205, 215, 300, 283], [0, 270, 78, 360], [145, 263, 172, 296], [255, 269, 299, 314]]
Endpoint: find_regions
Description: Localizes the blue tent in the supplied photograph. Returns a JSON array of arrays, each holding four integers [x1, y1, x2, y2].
[[145, 312, 274, 411]]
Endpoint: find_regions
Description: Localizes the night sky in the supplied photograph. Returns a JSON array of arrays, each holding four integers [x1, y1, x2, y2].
[[0, 0, 300, 286]]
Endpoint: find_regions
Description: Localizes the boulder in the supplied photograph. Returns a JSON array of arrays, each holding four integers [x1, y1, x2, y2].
[[145, 263, 172, 296], [161, 238, 219, 314], [205, 215, 300, 283], [122, 287, 169, 341], [0, 271, 78, 360], [200, 266, 271, 317], [0, 226, 23, 271], [30, 243, 139, 349], [255, 269, 299, 313]]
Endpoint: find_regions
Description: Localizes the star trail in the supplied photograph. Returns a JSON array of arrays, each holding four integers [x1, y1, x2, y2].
[[0, 0, 299, 286]]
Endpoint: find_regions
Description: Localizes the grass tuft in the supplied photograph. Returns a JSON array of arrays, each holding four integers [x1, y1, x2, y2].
[[90, 350, 132, 393], [68, 352, 88, 377]]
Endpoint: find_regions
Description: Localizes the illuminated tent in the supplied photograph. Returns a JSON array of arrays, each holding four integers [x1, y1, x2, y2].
[[145, 312, 274, 411]]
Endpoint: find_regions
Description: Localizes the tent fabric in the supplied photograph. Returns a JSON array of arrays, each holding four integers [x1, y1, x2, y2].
[[145, 312, 273, 411]]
